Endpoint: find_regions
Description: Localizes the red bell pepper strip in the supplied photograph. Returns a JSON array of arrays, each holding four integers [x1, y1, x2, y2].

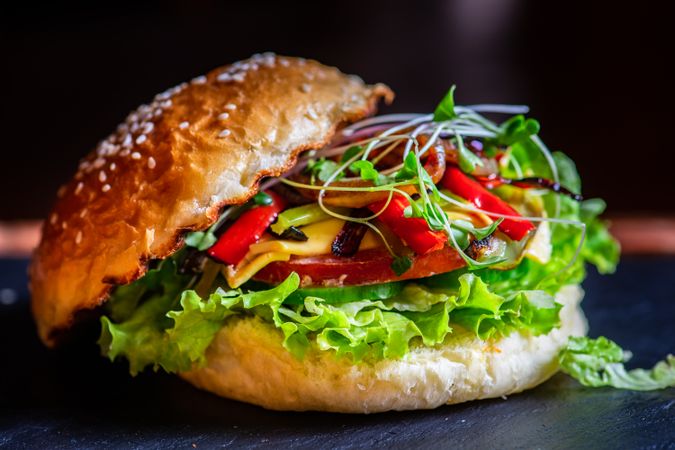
[[441, 167, 535, 241], [367, 194, 446, 255], [208, 191, 286, 265]]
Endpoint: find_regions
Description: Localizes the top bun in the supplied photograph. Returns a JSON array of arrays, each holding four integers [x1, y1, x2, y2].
[[30, 54, 393, 346]]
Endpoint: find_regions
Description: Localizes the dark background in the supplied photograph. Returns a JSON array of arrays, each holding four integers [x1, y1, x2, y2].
[[2, 0, 674, 220], [2, 4, 675, 446]]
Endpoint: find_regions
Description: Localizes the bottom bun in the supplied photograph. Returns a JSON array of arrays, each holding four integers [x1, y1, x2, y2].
[[180, 284, 587, 413]]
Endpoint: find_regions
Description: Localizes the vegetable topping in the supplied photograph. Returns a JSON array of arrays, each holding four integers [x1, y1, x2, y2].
[[441, 167, 535, 240], [207, 191, 285, 265]]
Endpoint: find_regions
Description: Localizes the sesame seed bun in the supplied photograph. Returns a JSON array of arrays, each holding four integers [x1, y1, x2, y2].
[[180, 285, 587, 413], [30, 54, 393, 346]]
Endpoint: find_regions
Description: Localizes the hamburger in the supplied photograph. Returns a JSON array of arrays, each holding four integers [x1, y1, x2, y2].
[[33, 54, 669, 414]]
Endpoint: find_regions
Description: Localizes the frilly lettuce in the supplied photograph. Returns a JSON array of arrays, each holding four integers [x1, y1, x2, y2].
[[100, 266, 563, 374], [99, 262, 298, 375], [559, 336, 675, 390]]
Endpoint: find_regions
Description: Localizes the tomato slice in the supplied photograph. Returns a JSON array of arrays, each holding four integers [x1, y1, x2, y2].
[[253, 246, 466, 287]]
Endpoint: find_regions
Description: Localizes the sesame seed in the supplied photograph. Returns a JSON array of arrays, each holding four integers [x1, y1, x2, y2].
[[147, 157, 156, 169], [62, 221, 67, 229], [131, 152, 141, 160], [224, 103, 237, 110], [154, 109, 163, 117], [99, 171, 107, 182], [160, 100, 172, 109], [80, 209, 88, 218], [93, 158, 106, 169], [97, 141, 113, 156], [75, 182, 84, 194], [218, 129, 231, 138], [50, 213, 58, 225], [136, 134, 147, 145], [217, 112, 229, 120], [122, 134, 133, 148], [179, 121, 189, 129], [259, 53, 276, 68], [191, 75, 207, 85], [75, 231, 82, 245], [102, 184, 111, 192], [110, 162, 117, 171], [120, 149, 131, 157], [142, 122, 154, 134], [301, 83, 311, 93]]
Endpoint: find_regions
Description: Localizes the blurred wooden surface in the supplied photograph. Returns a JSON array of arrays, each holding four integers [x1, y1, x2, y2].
[[0, 221, 41, 257], [608, 216, 675, 255], [1, 218, 674, 258]]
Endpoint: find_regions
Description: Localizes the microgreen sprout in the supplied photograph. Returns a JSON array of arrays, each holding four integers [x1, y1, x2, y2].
[[275, 88, 585, 276]]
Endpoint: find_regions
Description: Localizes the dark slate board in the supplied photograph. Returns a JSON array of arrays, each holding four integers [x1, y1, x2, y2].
[[1, 257, 674, 449]]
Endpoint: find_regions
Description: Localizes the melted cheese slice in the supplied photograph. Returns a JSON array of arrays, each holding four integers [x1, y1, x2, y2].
[[444, 209, 492, 227], [224, 252, 290, 288], [524, 220, 551, 264], [224, 219, 381, 288]]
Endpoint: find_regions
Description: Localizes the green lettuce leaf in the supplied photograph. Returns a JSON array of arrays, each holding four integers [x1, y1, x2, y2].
[[559, 336, 675, 391], [101, 268, 566, 374], [492, 144, 619, 291], [99, 265, 299, 375], [414, 273, 561, 339], [248, 272, 558, 361], [166, 274, 300, 363], [579, 199, 620, 274], [99, 259, 192, 375]]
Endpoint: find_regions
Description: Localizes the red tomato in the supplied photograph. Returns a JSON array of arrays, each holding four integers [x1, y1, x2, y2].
[[253, 246, 465, 286]]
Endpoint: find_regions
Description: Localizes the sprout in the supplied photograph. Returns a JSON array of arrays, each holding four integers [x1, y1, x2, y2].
[[271, 97, 585, 275]]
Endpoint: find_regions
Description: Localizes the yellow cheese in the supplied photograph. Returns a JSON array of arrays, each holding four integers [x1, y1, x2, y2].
[[224, 219, 381, 288], [524, 221, 551, 264], [224, 251, 290, 288], [444, 210, 492, 227], [248, 219, 380, 256]]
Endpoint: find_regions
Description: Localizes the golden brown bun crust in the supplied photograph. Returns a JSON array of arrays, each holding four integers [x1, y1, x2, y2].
[[180, 285, 587, 413], [30, 54, 393, 346]]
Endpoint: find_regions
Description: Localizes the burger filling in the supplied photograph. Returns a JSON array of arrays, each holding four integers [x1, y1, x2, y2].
[[99, 88, 620, 378]]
